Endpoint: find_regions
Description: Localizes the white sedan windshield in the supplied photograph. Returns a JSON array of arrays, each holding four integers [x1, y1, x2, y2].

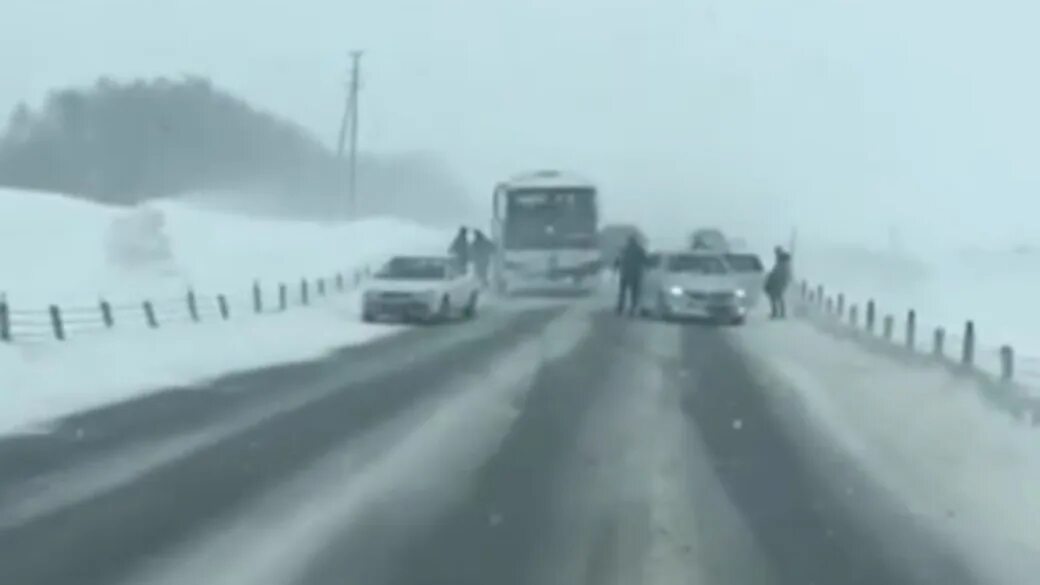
[[376, 258, 448, 280], [667, 255, 727, 274]]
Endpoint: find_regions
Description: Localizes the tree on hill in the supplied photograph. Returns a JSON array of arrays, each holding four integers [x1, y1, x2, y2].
[[0, 76, 472, 224]]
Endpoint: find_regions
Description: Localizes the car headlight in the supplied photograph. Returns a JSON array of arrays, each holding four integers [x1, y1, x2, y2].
[[734, 289, 747, 299], [668, 286, 684, 296]]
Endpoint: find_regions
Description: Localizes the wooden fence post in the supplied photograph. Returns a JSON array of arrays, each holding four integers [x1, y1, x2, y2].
[[849, 304, 859, 327], [836, 294, 845, 318], [336, 273, 345, 292], [187, 290, 199, 322], [800, 280, 808, 300], [933, 327, 946, 357], [279, 283, 288, 311], [0, 300, 10, 342], [253, 281, 263, 314], [816, 285, 825, 307], [301, 279, 310, 306], [1000, 345, 1015, 381], [866, 300, 876, 334], [49, 305, 65, 341], [143, 301, 158, 328], [317, 278, 326, 297], [100, 299, 114, 328], [882, 315, 894, 341], [825, 297, 834, 314], [906, 310, 917, 351], [962, 320, 975, 367], [217, 295, 230, 320]]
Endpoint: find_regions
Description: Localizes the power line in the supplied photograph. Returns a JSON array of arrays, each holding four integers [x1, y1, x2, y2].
[[347, 51, 362, 218], [336, 51, 363, 218]]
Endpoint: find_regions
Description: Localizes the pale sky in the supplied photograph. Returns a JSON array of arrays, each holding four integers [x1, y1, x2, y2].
[[2, 0, 1038, 249]]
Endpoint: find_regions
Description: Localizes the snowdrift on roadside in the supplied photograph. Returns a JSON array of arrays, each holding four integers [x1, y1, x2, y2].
[[735, 320, 1040, 585], [0, 295, 403, 436]]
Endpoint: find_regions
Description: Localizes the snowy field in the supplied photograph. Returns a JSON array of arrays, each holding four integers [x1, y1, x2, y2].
[[0, 187, 450, 435], [735, 320, 1040, 585]]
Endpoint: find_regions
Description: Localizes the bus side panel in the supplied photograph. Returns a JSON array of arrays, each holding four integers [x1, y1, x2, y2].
[[491, 185, 507, 292]]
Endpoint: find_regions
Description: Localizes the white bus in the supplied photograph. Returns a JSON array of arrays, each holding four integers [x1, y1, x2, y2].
[[491, 170, 601, 295]]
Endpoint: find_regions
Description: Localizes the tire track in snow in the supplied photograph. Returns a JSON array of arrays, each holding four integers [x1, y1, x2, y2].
[[0, 304, 543, 531], [123, 305, 592, 585], [0, 305, 567, 585]]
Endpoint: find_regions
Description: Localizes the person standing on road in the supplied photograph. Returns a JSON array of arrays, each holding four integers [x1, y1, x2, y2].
[[448, 227, 470, 273], [764, 246, 793, 319], [471, 229, 495, 287], [615, 235, 648, 316]]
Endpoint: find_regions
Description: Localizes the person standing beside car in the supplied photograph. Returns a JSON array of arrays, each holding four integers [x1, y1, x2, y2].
[[471, 229, 495, 287], [615, 235, 648, 316], [448, 227, 470, 273], [764, 246, 792, 318]]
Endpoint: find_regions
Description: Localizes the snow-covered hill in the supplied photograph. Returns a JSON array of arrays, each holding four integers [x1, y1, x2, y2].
[[0, 188, 448, 306]]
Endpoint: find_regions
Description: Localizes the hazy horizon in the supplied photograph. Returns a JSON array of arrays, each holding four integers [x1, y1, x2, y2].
[[3, 0, 1038, 250]]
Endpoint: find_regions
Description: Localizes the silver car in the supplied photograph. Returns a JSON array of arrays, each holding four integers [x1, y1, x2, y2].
[[638, 250, 749, 324]]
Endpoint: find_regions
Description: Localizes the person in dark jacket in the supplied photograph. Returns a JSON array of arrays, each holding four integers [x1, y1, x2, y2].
[[471, 230, 495, 286], [448, 227, 470, 272], [764, 246, 793, 318], [615, 235, 648, 315]]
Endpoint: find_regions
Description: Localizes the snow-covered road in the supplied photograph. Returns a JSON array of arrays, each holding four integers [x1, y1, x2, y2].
[[0, 297, 1006, 585]]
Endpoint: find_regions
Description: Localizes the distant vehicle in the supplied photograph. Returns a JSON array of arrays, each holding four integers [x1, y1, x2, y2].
[[598, 223, 647, 268], [689, 228, 729, 252], [728, 236, 749, 251], [639, 250, 748, 324], [362, 255, 479, 323], [491, 170, 601, 295], [723, 252, 766, 308]]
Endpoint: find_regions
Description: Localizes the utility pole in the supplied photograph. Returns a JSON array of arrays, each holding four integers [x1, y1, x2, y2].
[[336, 51, 363, 218]]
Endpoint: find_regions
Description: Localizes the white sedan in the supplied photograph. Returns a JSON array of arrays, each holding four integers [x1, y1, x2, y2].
[[362, 256, 480, 323], [638, 250, 749, 324]]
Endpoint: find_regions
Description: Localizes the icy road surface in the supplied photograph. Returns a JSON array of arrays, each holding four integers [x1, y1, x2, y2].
[[0, 299, 984, 585]]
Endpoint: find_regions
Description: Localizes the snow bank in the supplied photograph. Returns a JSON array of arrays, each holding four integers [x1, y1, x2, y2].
[[734, 320, 1040, 585], [0, 293, 403, 436], [0, 187, 449, 307]]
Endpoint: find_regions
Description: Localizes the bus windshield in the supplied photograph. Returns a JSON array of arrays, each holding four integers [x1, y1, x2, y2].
[[503, 188, 596, 249]]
